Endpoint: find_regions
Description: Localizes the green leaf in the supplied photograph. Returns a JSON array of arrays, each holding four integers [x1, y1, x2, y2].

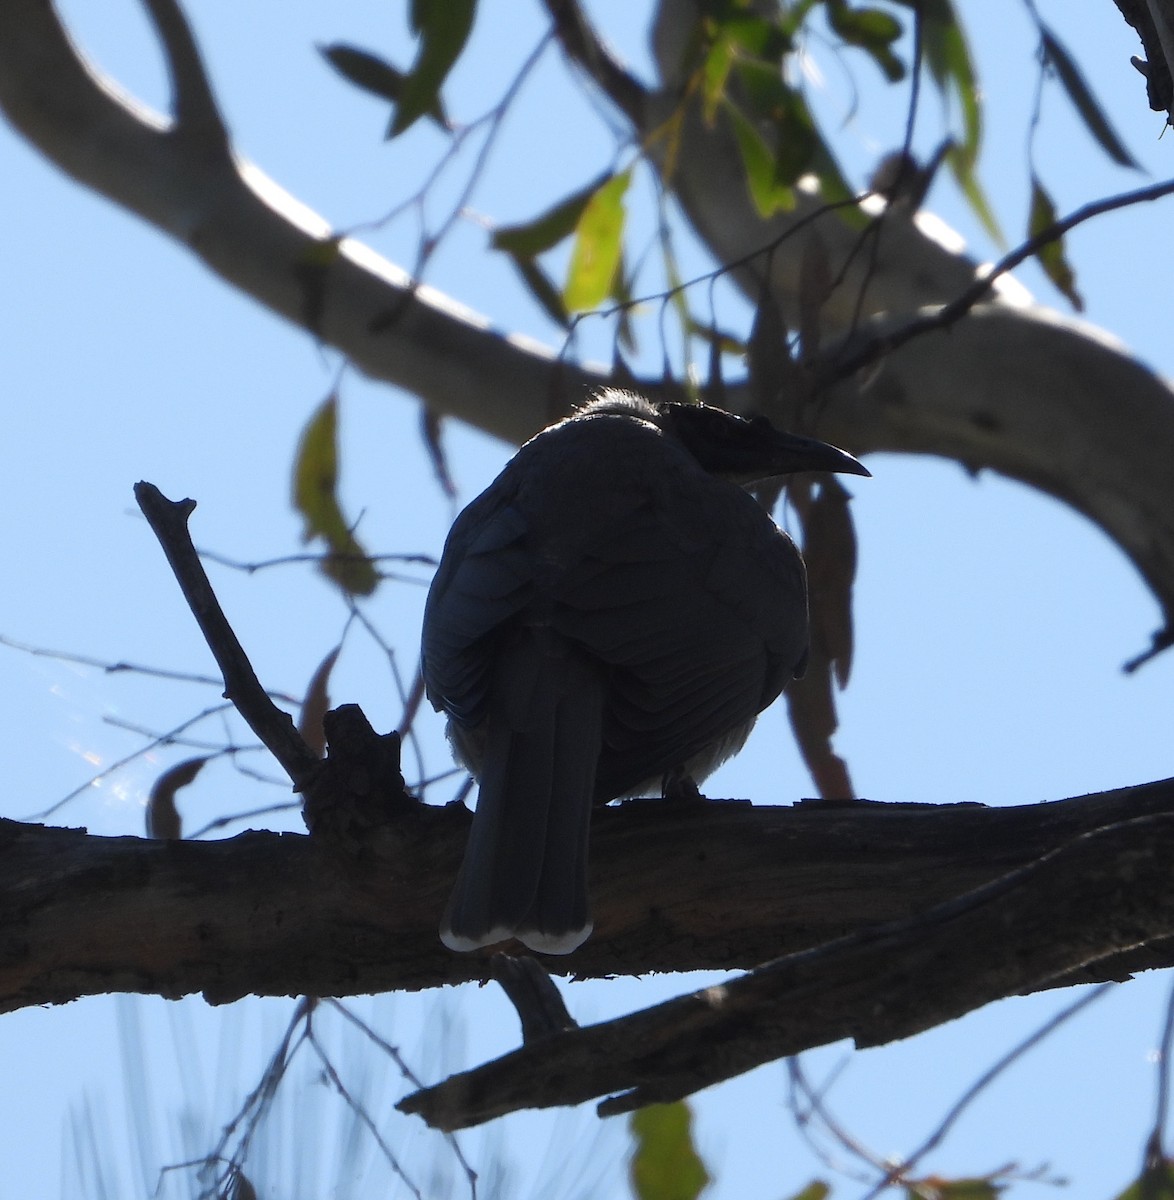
[[507, 253, 570, 328], [716, 14, 793, 60], [292, 395, 378, 596], [723, 99, 795, 216], [911, 1, 1005, 244], [1029, 176, 1083, 311], [1042, 26, 1140, 169], [920, 0, 981, 164], [628, 1102, 710, 1200], [905, 1179, 1003, 1200], [491, 172, 611, 256], [1112, 1159, 1174, 1199], [773, 91, 820, 185], [700, 34, 736, 123], [783, 1184, 830, 1200], [390, 0, 476, 138], [562, 170, 630, 312], [826, 1, 906, 81], [320, 44, 449, 131], [948, 146, 1004, 246]]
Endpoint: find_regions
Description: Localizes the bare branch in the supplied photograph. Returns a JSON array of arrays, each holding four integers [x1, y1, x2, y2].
[[819, 175, 1174, 385], [399, 812, 1174, 1129], [135, 481, 319, 786], [2, 780, 1174, 1019]]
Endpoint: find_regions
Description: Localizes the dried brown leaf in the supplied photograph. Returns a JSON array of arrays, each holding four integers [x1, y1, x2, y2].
[[298, 646, 341, 758], [146, 756, 208, 840], [802, 477, 860, 688]]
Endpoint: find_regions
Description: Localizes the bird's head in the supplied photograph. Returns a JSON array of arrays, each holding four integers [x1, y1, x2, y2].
[[583, 390, 870, 484]]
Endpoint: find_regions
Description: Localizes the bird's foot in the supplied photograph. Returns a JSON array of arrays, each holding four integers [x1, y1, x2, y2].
[[660, 767, 706, 807]]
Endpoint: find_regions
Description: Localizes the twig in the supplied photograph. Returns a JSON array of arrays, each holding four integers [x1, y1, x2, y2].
[[1142, 978, 1174, 1185], [819, 175, 1174, 386], [859, 983, 1113, 1197], [134, 482, 319, 787], [24, 703, 235, 821], [398, 812, 1174, 1130]]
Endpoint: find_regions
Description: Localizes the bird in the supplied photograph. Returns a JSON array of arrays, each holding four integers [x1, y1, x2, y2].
[[421, 389, 869, 955]]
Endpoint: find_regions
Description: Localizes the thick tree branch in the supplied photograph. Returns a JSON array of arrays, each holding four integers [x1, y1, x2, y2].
[[399, 812, 1174, 1129], [1, 780, 1173, 1014], [0, 0, 608, 446]]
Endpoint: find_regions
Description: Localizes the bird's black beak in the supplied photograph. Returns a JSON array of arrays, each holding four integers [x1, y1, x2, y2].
[[756, 428, 871, 482], [659, 402, 870, 484]]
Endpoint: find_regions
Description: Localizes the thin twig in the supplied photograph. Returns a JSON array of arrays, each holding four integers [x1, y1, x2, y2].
[[1142, 978, 1174, 1183], [819, 175, 1174, 386], [859, 983, 1113, 1198], [327, 999, 480, 1197]]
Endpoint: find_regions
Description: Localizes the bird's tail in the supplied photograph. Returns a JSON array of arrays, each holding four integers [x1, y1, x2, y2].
[[440, 627, 601, 955]]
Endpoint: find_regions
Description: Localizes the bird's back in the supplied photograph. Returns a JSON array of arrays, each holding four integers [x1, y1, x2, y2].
[[424, 407, 809, 800]]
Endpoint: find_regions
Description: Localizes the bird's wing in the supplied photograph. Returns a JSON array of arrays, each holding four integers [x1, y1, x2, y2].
[[421, 488, 534, 729], [552, 479, 809, 798]]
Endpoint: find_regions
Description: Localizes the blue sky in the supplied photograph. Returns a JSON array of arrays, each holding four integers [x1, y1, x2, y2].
[[2, 1, 1174, 1196]]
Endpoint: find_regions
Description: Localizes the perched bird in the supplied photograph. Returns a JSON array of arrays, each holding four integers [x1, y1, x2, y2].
[[422, 390, 868, 954]]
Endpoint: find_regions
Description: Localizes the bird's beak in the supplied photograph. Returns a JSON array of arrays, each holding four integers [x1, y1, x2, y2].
[[758, 430, 871, 481]]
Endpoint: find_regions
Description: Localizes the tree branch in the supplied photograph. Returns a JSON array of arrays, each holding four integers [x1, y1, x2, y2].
[[0, 0, 608, 446], [541, 0, 648, 125], [134, 482, 319, 786], [399, 811, 1174, 1129], [2, 780, 1173, 1015]]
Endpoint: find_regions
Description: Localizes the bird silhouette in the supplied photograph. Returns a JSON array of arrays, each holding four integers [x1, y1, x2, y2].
[[422, 390, 869, 954]]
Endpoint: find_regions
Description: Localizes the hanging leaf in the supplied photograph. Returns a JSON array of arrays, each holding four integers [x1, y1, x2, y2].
[[720, 13, 794, 60], [723, 100, 795, 215], [805, 476, 861, 689], [785, 478, 858, 800], [491, 173, 611, 256], [700, 34, 736, 124], [913, 0, 1004, 243], [319, 43, 449, 131], [146, 756, 208, 840], [784, 1185, 830, 1200], [563, 170, 631, 312], [292, 395, 379, 596], [611, 250, 639, 354], [628, 1102, 710, 1200], [1029, 177, 1084, 311], [390, 0, 476, 138], [825, 0, 905, 81], [506, 253, 571, 328], [298, 647, 340, 759], [421, 402, 456, 499], [1041, 27, 1140, 169], [947, 146, 1004, 247], [905, 1177, 1005, 1200]]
